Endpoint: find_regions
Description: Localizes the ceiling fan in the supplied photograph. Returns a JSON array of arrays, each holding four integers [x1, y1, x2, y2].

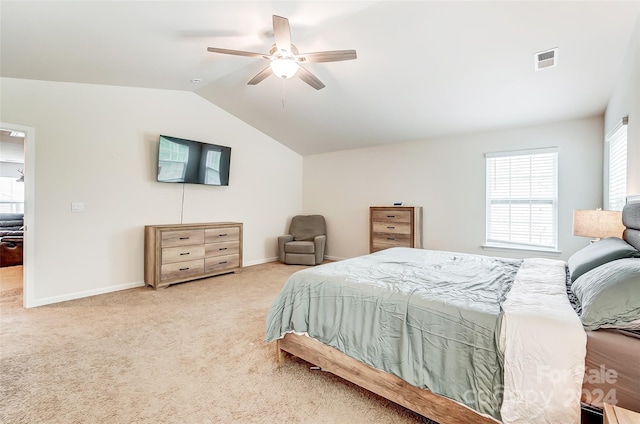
[[207, 15, 357, 90]]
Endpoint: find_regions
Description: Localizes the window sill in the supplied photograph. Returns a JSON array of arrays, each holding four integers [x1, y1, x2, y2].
[[482, 243, 561, 256]]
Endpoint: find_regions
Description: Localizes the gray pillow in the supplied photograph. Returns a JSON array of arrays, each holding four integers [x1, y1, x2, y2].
[[567, 237, 639, 282], [571, 258, 640, 330]]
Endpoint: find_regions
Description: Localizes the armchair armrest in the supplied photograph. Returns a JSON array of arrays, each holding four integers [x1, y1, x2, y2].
[[313, 234, 327, 264], [278, 235, 294, 262]]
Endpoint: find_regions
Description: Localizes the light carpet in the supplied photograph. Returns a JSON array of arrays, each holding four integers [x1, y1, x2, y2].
[[0, 262, 429, 423]]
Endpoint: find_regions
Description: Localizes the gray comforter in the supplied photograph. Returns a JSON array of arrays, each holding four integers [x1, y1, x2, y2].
[[265, 247, 521, 420]]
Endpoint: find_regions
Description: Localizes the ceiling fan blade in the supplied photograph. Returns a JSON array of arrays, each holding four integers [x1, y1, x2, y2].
[[247, 67, 273, 85], [272, 15, 292, 52], [297, 50, 357, 63], [207, 47, 266, 58], [297, 66, 325, 90]]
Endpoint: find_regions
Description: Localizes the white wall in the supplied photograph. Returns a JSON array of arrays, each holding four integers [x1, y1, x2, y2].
[[304, 116, 603, 261], [0, 78, 302, 305], [605, 16, 640, 197]]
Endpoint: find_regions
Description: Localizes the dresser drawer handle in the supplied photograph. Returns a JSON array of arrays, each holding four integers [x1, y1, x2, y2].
[[219, 247, 227, 251], [219, 233, 228, 237], [387, 237, 395, 240], [179, 252, 190, 256], [387, 226, 395, 229], [179, 267, 190, 271], [387, 215, 395, 218], [179, 237, 190, 240], [219, 261, 228, 265]]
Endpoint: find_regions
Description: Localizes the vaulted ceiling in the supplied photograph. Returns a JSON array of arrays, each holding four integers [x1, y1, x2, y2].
[[1, 1, 639, 155]]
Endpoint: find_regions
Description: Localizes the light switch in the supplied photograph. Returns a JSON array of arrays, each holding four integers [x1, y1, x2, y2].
[[71, 202, 85, 213]]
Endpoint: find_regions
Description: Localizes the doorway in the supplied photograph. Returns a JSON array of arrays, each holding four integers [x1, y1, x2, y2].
[[0, 122, 35, 308]]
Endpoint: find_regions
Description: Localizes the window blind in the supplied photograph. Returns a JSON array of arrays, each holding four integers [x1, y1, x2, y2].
[[486, 149, 558, 250], [607, 118, 628, 211]]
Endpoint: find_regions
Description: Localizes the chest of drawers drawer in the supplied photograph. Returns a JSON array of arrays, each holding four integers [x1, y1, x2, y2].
[[205, 240, 240, 257], [371, 234, 412, 251], [161, 245, 205, 264], [161, 259, 205, 281], [372, 221, 412, 235], [205, 227, 240, 243], [371, 210, 412, 224], [161, 229, 205, 247], [205, 254, 240, 273]]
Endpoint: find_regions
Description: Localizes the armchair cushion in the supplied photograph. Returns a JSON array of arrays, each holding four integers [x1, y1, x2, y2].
[[285, 241, 316, 255]]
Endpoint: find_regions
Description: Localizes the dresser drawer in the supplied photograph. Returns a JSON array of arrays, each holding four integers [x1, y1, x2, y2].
[[161, 245, 205, 265], [161, 229, 205, 247], [205, 240, 240, 258], [161, 259, 205, 281], [205, 227, 240, 243], [205, 254, 240, 273], [372, 221, 411, 235], [372, 233, 411, 248], [371, 210, 412, 223]]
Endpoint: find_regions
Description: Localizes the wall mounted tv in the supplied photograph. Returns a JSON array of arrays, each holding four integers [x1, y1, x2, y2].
[[157, 135, 231, 186]]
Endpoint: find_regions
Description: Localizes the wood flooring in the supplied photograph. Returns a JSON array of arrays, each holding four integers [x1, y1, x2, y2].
[[0, 265, 22, 292]]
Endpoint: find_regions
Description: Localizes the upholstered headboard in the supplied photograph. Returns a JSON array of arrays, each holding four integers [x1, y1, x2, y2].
[[622, 202, 640, 250]]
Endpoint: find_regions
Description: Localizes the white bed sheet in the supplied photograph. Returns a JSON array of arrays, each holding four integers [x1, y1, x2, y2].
[[500, 258, 587, 424]]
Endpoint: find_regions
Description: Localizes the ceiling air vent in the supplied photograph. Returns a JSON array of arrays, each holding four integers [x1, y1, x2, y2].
[[534, 48, 558, 71]]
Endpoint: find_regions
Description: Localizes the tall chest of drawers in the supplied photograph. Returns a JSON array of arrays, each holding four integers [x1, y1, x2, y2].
[[369, 206, 422, 253], [144, 222, 243, 289]]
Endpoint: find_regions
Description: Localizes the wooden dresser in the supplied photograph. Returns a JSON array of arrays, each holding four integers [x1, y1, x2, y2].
[[144, 222, 243, 289], [370, 206, 423, 253]]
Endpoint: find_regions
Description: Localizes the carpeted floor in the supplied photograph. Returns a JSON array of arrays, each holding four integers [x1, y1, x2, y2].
[[0, 262, 432, 424]]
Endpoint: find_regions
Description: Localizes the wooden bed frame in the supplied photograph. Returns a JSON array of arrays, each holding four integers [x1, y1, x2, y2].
[[277, 332, 496, 424]]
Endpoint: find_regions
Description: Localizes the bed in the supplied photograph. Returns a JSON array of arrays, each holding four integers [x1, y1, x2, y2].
[[265, 202, 640, 423]]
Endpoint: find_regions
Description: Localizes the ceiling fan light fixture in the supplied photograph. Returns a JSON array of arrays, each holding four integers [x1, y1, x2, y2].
[[270, 58, 299, 79]]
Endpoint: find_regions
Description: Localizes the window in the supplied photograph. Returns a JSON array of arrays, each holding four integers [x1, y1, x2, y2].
[[0, 176, 24, 213], [606, 117, 627, 211], [485, 148, 558, 251]]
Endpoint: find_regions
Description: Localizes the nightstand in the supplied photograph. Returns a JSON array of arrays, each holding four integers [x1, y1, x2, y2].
[[603, 403, 640, 424]]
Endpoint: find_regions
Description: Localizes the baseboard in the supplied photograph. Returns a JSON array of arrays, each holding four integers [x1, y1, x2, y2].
[[29, 281, 146, 308], [244, 257, 279, 267], [245, 256, 346, 267], [325, 255, 347, 261], [28, 256, 347, 307]]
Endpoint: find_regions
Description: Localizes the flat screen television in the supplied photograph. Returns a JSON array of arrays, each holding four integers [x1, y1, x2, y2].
[[157, 135, 231, 186]]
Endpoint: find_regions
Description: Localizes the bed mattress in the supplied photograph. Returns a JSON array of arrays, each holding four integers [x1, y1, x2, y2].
[[582, 328, 640, 412]]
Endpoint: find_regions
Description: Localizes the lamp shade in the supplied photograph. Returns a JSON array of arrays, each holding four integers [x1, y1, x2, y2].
[[270, 59, 299, 79], [573, 209, 624, 239]]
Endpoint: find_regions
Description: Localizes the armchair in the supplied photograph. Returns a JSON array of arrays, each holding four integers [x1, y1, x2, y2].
[[278, 215, 326, 265]]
